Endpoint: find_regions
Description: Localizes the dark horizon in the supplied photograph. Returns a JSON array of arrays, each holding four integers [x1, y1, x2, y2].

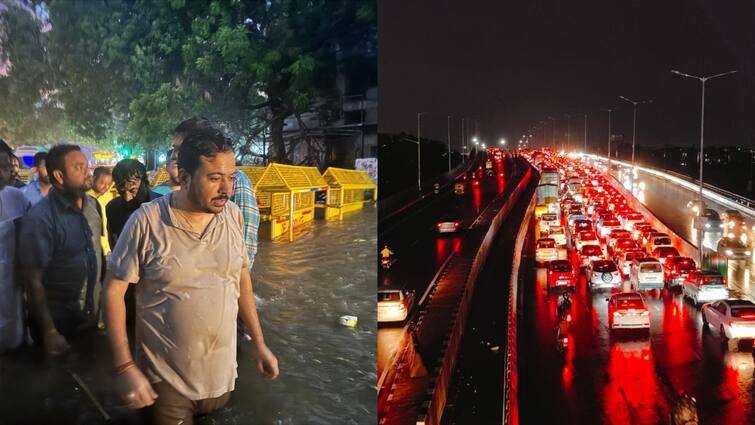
[[379, 0, 755, 151]]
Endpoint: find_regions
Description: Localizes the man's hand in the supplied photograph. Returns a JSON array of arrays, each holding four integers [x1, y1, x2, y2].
[[118, 366, 158, 409], [252, 344, 279, 380], [43, 329, 70, 356]]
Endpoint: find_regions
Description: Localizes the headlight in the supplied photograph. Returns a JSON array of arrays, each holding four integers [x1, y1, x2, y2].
[[726, 249, 734, 256], [705, 223, 711, 229], [719, 223, 725, 228]]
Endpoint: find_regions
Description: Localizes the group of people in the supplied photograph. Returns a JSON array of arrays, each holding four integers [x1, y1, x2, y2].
[[0, 118, 278, 424]]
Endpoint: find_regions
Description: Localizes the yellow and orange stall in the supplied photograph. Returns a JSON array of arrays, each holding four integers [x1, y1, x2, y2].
[[320, 167, 377, 220]]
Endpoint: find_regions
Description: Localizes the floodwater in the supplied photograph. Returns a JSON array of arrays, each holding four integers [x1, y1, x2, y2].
[[0, 205, 377, 425]]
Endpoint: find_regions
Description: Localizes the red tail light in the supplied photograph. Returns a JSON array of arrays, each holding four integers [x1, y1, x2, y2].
[[723, 278, 728, 285], [436, 223, 442, 228], [741, 314, 755, 319], [566, 314, 572, 322], [562, 337, 569, 344], [453, 222, 460, 227]]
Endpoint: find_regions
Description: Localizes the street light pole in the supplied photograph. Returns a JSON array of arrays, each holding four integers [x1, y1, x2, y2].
[[417, 112, 426, 192], [565, 114, 571, 152], [547, 116, 556, 151], [619, 96, 653, 191], [601, 108, 616, 172], [447, 115, 452, 172], [671, 68, 737, 265], [584, 114, 588, 153]]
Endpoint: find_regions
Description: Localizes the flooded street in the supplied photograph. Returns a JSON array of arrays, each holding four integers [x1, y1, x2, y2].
[[0, 206, 377, 425]]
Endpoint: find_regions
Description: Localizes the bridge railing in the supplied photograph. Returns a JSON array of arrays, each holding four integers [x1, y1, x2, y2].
[[585, 154, 755, 218]]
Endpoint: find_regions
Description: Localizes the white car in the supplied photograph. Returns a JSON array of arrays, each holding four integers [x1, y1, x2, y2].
[[575, 230, 600, 252], [646, 234, 673, 253], [607, 292, 650, 331], [629, 257, 664, 290], [539, 213, 559, 234], [535, 238, 559, 265], [702, 299, 755, 348], [586, 260, 622, 289], [549, 225, 567, 247], [378, 289, 415, 323], [618, 249, 645, 276], [598, 219, 623, 239], [682, 270, 729, 306]]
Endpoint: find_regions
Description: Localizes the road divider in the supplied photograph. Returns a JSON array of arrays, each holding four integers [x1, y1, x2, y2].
[[502, 187, 536, 425], [419, 165, 534, 425]]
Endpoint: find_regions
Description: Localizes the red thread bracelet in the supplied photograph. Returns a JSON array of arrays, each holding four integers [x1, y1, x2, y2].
[[115, 360, 135, 375]]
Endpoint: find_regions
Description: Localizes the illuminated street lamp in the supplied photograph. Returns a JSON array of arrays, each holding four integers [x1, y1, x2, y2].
[[499, 138, 506, 146], [671, 68, 738, 265], [619, 95, 653, 191]]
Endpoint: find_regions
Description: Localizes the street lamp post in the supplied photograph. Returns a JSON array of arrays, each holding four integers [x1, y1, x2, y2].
[[417, 112, 426, 192], [619, 96, 653, 191], [447, 115, 452, 172], [584, 114, 588, 153], [547, 116, 556, 151], [565, 114, 571, 152], [671, 68, 738, 265], [601, 108, 616, 172]]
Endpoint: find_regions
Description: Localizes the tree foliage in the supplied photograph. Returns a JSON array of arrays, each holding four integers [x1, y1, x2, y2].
[[0, 0, 376, 166]]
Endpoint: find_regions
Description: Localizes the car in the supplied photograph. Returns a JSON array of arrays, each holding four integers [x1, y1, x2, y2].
[[436, 216, 461, 234], [682, 270, 729, 306], [547, 259, 577, 290], [579, 244, 605, 268], [639, 228, 659, 247], [651, 246, 680, 265], [586, 260, 622, 289], [607, 292, 650, 331], [575, 230, 600, 251], [571, 219, 594, 238], [539, 213, 560, 234], [606, 230, 632, 252], [454, 181, 465, 194], [566, 214, 589, 230], [535, 238, 559, 265], [378, 288, 416, 323], [693, 208, 724, 232], [622, 213, 646, 232], [662, 256, 696, 288], [717, 236, 751, 261], [629, 257, 664, 290], [645, 233, 673, 252], [612, 238, 640, 260], [548, 225, 567, 247], [632, 223, 654, 241], [702, 299, 755, 348], [618, 249, 646, 276], [598, 219, 623, 239]]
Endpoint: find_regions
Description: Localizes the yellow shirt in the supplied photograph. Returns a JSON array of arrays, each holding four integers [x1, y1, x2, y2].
[[87, 188, 116, 255]]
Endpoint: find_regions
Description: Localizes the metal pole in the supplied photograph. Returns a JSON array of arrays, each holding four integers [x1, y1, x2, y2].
[[631, 103, 637, 189], [417, 113, 422, 192], [565, 114, 571, 152], [699, 80, 705, 265], [607, 110, 612, 170], [584, 114, 588, 153], [447, 115, 452, 172]]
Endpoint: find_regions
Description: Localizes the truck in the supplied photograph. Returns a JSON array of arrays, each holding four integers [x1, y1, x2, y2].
[[535, 167, 561, 218]]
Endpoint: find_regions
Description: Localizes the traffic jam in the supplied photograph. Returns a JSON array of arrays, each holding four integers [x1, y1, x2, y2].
[[522, 150, 755, 424]]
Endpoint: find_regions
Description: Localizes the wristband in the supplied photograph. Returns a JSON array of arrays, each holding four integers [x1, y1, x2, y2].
[[115, 360, 135, 375]]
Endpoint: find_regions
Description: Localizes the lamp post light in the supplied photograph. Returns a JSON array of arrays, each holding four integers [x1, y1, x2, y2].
[[547, 116, 556, 151], [565, 113, 571, 152], [601, 107, 616, 172], [417, 112, 427, 192], [619, 95, 653, 191], [671, 68, 738, 265], [583, 114, 588, 154]]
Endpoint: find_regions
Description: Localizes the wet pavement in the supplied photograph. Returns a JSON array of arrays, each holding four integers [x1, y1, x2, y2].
[[518, 177, 755, 425], [0, 205, 376, 425], [377, 155, 512, 376]]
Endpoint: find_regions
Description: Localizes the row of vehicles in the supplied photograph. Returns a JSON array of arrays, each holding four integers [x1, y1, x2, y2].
[[532, 151, 755, 340]]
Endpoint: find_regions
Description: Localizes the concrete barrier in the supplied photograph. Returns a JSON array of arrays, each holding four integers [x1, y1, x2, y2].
[[502, 187, 536, 425], [421, 165, 535, 425], [607, 172, 700, 261]]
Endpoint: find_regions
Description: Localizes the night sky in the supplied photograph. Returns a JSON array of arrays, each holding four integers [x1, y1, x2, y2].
[[379, 0, 755, 150]]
